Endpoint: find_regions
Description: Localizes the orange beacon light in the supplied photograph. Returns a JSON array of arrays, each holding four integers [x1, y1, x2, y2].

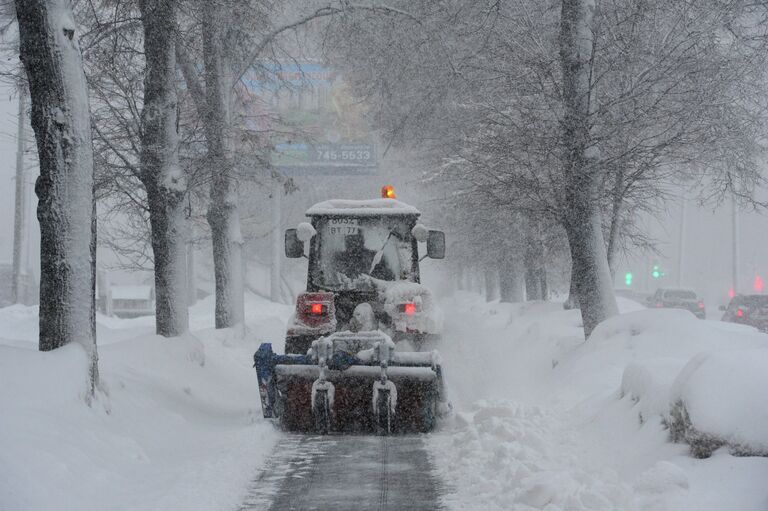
[[381, 185, 396, 199]]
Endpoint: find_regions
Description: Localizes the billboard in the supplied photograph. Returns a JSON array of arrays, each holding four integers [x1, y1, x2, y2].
[[238, 63, 377, 176]]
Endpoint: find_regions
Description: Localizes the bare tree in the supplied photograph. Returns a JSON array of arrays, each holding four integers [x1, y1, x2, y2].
[[559, 0, 618, 334], [201, 1, 245, 329], [139, 0, 189, 336], [15, 0, 98, 394]]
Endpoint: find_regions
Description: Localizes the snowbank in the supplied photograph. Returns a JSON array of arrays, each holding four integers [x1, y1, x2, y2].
[[432, 400, 642, 511], [668, 349, 768, 457], [586, 309, 768, 457], [0, 293, 292, 511], [433, 291, 768, 511]]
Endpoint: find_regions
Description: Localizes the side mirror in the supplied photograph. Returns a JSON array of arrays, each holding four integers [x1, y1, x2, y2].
[[426, 230, 445, 259], [285, 229, 304, 258]]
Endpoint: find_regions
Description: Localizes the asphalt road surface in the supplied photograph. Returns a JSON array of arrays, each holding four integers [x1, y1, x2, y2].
[[240, 434, 443, 511]]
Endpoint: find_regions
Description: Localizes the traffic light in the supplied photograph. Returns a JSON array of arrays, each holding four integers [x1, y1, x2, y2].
[[754, 275, 764, 293], [652, 264, 661, 279], [624, 272, 633, 286]]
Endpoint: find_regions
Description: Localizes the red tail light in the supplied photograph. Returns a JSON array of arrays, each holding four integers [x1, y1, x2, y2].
[[698, 302, 705, 309], [404, 303, 416, 315], [296, 292, 334, 328], [736, 308, 744, 318]]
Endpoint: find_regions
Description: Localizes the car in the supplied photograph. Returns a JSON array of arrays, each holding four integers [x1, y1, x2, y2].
[[720, 295, 768, 332], [647, 288, 706, 319]]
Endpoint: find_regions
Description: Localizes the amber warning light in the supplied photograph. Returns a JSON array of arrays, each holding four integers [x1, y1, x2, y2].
[[381, 185, 396, 199]]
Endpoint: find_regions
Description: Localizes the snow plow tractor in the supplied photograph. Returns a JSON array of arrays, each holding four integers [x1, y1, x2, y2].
[[254, 187, 449, 434]]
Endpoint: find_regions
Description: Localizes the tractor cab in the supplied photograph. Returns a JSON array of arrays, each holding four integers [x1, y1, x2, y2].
[[283, 188, 445, 353]]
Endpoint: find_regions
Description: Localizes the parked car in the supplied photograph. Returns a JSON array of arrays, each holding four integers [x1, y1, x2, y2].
[[647, 288, 706, 319], [720, 295, 768, 332]]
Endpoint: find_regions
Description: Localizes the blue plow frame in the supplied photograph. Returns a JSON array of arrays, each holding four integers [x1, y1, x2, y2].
[[254, 342, 366, 418]]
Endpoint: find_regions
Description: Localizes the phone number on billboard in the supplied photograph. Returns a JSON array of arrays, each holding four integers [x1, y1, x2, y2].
[[315, 149, 372, 161]]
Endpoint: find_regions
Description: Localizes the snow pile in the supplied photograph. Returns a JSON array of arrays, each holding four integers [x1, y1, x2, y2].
[[434, 291, 768, 511], [432, 400, 647, 511], [0, 292, 292, 511], [667, 349, 768, 457], [585, 309, 768, 457], [0, 304, 41, 346]]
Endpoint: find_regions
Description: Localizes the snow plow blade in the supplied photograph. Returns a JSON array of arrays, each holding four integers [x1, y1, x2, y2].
[[254, 332, 446, 434]]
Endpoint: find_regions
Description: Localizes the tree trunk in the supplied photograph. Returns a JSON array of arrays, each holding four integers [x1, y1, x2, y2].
[[563, 257, 579, 309], [139, 0, 189, 337], [16, 0, 98, 393], [187, 226, 197, 306], [499, 257, 525, 303], [472, 268, 483, 294], [523, 220, 546, 301], [203, 3, 245, 330], [605, 169, 625, 276], [559, 0, 618, 336], [524, 268, 540, 301], [563, 209, 617, 334]]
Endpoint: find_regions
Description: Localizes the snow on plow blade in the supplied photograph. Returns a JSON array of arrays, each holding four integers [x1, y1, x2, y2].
[[254, 332, 445, 434]]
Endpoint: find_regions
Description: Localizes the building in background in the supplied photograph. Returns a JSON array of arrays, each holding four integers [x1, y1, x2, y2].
[[110, 285, 154, 318]]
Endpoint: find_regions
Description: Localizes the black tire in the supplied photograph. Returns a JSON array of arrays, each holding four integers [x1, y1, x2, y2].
[[420, 394, 437, 433], [313, 389, 331, 435], [375, 388, 392, 435]]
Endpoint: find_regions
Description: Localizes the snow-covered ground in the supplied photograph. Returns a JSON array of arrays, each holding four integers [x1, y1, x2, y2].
[[433, 293, 768, 511], [0, 294, 292, 511], [3, 290, 768, 510]]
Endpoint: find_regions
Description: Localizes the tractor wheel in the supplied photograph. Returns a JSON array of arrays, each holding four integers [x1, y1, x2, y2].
[[375, 388, 392, 435], [313, 389, 331, 435]]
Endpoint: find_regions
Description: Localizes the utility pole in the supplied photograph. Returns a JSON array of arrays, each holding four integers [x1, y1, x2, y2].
[[676, 196, 687, 287], [270, 175, 282, 303], [11, 83, 27, 304], [731, 193, 740, 295]]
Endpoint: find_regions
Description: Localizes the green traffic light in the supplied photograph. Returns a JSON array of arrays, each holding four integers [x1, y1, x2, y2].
[[652, 265, 660, 279], [624, 272, 633, 286]]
